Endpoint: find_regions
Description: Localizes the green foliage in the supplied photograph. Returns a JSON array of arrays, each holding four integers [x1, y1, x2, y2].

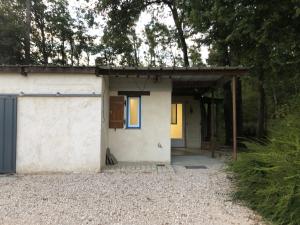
[[229, 96, 300, 225], [96, 0, 194, 66], [189, 0, 300, 137], [0, 0, 25, 64], [96, 0, 144, 66], [0, 0, 96, 65], [144, 19, 181, 67], [189, 44, 204, 67]]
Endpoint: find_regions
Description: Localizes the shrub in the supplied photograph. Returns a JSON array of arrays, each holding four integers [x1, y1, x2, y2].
[[229, 96, 300, 225]]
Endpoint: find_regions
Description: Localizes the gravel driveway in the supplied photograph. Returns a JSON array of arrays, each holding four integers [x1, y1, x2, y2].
[[0, 157, 263, 225]]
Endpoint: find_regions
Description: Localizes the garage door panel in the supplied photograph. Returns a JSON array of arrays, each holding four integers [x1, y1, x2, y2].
[[0, 96, 17, 173]]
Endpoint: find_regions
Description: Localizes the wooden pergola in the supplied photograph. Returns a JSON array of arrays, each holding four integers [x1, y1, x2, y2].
[[0, 65, 248, 160]]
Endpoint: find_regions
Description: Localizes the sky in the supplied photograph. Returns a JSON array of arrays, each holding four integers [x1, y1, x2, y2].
[[68, 0, 209, 65]]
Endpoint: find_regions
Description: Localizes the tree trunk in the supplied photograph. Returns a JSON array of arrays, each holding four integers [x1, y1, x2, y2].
[[25, 0, 31, 64], [32, 1, 47, 64], [77, 56, 80, 66], [220, 44, 233, 145], [200, 97, 207, 142], [50, 35, 54, 55], [104, 50, 108, 65], [87, 53, 90, 66], [134, 48, 139, 66], [237, 77, 243, 136], [272, 85, 278, 113], [257, 75, 266, 137], [41, 25, 47, 64], [70, 40, 74, 66], [206, 102, 212, 141], [167, 3, 189, 67], [61, 38, 66, 65]]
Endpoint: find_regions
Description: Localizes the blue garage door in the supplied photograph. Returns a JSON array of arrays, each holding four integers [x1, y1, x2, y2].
[[0, 96, 17, 174]]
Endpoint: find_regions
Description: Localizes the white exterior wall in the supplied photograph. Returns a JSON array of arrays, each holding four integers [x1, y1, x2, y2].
[[108, 78, 172, 163], [0, 73, 103, 173], [173, 96, 201, 148], [17, 97, 101, 173], [0, 73, 101, 94]]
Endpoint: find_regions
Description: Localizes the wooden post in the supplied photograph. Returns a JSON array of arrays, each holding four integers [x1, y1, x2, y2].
[[207, 102, 212, 140], [232, 76, 237, 160], [211, 91, 215, 158]]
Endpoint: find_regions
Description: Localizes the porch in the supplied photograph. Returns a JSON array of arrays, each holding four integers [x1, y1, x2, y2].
[[99, 66, 248, 163], [170, 68, 244, 160]]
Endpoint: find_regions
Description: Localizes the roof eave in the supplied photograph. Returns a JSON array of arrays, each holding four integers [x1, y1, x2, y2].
[[0, 65, 249, 77]]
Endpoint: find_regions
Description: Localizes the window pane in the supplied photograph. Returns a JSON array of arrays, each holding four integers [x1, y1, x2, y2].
[[127, 97, 140, 128]]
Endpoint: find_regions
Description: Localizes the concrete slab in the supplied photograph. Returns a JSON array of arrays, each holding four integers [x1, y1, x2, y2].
[[103, 162, 175, 174], [171, 155, 224, 170]]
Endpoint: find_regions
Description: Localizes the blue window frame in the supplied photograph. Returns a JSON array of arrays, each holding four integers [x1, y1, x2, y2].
[[126, 96, 141, 129]]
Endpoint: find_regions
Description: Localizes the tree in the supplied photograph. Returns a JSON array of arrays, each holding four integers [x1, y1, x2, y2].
[[32, 0, 96, 65], [32, 0, 49, 64], [189, 0, 244, 144], [163, 0, 190, 66], [96, 0, 192, 66], [0, 0, 25, 64], [144, 19, 180, 66], [228, 0, 299, 137], [189, 43, 205, 67], [189, 0, 300, 139], [25, 0, 31, 64]]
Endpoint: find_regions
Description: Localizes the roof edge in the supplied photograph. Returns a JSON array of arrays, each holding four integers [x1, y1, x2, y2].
[[0, 65, 249, 76], [0, 65, 96, 75]]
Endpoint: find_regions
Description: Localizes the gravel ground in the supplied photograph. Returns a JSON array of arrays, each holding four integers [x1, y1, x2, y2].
[[0, 162, 263, 225]]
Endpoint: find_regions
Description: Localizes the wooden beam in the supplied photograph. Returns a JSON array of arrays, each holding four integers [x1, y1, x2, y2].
[[207, 101, 212, 140], [118, 91, 150, 96], [172, 88, 210, 96], [194, 96, 223, 104], [232, 76, 237, 160], [214, 76, 231, 87], [173, 81, 216, 88]]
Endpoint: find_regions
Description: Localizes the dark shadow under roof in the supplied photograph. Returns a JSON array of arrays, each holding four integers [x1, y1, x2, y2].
[[0, 65, 248, 92], [0, 65, 248, 76]]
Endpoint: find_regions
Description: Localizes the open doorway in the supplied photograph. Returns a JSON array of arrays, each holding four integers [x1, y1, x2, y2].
[[171, 102, 185, 148], [170, 96, 203, 157]]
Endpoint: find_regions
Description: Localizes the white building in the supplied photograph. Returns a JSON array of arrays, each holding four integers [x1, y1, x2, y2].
[[0, 66, 247, 173]]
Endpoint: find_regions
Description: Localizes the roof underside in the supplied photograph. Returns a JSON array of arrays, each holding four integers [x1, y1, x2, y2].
[[0, 65, 248, 95]]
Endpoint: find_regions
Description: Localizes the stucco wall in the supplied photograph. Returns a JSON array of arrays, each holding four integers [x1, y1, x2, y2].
[[172, 96, 201, 148], [0, 73, 102, 94], [100, 76, 110, 168], [108, 78, 172, 163], [0, 73, 103, 173], [17, 97, 101, 173]]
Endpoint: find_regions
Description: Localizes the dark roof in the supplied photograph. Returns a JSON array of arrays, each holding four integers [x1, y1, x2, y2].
[[0, 65, 96, 75], [96, 66, 248, 76], [0, 65, 248, 77], [0, 65, 248, 94]]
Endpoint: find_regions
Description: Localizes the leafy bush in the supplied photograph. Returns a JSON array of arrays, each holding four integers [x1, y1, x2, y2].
[[229, 96, 300, 225]]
